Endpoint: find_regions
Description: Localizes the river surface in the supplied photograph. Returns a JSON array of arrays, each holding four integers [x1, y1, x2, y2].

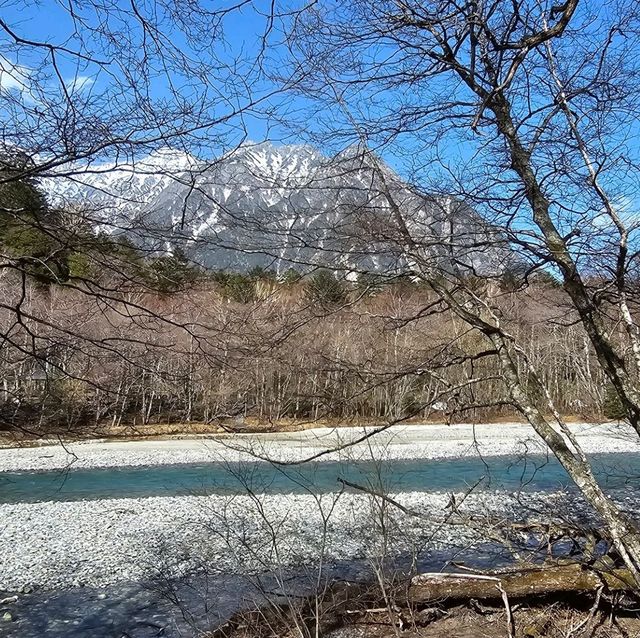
[[3, 452, 640, 637], [1, 452, 640, 503]]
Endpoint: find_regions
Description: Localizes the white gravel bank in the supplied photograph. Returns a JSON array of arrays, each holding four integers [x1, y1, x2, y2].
[[0, 422, 637, 473], [1, 422, 638, 593], [0, 490, 585, 592]]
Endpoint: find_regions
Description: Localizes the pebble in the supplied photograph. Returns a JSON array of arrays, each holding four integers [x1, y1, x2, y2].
[[0, 596, 17, 605], [0, 422, 636, 473]]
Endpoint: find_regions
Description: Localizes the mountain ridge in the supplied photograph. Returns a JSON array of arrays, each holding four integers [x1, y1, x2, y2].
[[44, 142, 506, 275]]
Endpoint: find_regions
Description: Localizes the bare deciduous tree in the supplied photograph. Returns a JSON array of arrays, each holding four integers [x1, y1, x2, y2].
[[279, 0, 640, 576]]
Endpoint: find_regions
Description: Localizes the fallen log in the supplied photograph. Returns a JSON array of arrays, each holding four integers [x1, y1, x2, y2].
[[409, 564, 636, 603], [208, 565, 637, 637]]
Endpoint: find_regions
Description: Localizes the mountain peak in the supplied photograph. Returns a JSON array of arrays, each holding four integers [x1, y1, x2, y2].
[[226, 141, 325, 183], [43, 143, 505, 275]]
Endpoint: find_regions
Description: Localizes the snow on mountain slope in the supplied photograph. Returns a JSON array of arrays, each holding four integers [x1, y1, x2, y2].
[[43, 149, 199, 228], [44, 142, 506, 274]]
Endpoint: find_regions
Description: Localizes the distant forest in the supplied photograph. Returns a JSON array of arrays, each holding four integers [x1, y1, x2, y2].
[[0, 166, 628, 434]]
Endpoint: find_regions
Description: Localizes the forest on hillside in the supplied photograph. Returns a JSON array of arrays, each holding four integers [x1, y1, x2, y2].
[[0, 163, 633, 434], [0, 264, 627, 433]]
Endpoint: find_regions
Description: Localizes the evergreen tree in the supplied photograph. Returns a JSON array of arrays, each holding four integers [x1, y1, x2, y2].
[[211, 270, 257, 303], [248, 265, 276, 282], [603, 384, 627, 421], [280, 268, 302, 286], [144, 248, 199, 294], [356, 272, 384, 296], [305, 269, 347, 309], [0, 152, 71, 284]]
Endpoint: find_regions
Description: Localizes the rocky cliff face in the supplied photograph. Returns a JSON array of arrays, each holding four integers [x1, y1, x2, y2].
[[45, 142, 506, 274]]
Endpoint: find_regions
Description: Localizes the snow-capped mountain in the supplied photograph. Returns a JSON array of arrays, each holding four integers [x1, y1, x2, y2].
[[45, 149, 199, 225], [45, 142, 506, 274]]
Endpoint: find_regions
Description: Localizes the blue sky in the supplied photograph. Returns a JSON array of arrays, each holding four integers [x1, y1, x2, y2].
[[0, 0, 302, 156], [2, 0, 640, 263], [0, 0, 505, 180], [2, 0, 640, 234]]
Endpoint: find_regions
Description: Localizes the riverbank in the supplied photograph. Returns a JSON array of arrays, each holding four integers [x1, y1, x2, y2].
[[2, 421, 638, 636], [0, 421, 637, 473], [0, 489, 593, 592]]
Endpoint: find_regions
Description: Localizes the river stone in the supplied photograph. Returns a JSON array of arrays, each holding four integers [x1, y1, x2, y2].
[[0, 596, 17, 604]]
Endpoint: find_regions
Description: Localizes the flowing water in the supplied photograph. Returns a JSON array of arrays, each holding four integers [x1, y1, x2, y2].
[[3, 452, 640, 637], [1, 452, 640, 503]]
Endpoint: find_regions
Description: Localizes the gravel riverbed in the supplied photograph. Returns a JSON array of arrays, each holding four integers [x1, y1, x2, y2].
[[0, 422, 637, 472], [0, 422, 638, 594], [0, 489, 595, 592]]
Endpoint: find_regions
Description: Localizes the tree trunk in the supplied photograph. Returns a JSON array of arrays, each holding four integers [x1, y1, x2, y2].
[[409, 564, 635, 603]]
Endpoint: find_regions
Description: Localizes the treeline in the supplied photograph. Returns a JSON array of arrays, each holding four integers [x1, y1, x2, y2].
[[0, 171, 353, 301], [0, 164, 628, 433], [0, 268, 623, 434]]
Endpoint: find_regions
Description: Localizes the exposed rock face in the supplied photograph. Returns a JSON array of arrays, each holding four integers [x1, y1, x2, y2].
[[44, 142, 508, 274]]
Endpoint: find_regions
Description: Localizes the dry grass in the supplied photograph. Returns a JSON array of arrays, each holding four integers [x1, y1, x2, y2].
[[326, 603, 640, 638]]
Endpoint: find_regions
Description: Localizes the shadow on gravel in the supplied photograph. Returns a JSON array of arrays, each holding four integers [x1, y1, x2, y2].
[[1, 578, 230, 638], [1, 547, 510, 638]]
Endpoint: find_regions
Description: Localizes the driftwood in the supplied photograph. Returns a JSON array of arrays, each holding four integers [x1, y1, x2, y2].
[[410, 564, 635, 603], [209, 564, 636, 637]]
